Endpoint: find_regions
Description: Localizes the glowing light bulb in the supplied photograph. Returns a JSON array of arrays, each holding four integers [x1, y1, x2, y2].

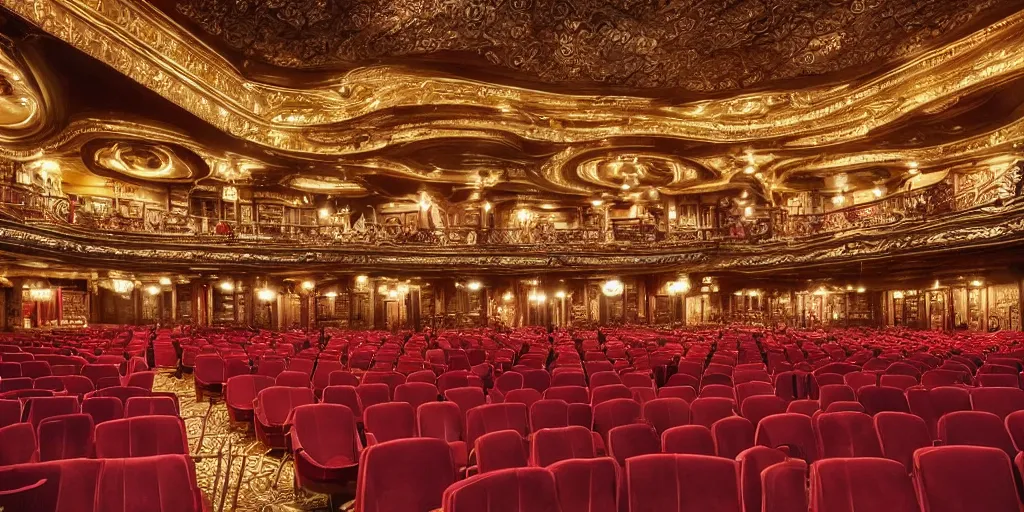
[[467, 281, 482, 291]]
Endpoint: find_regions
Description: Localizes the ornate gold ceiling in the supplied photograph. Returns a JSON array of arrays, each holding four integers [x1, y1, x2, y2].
[[0, 0, 1023, 255], [165, 0, 1011, 93]]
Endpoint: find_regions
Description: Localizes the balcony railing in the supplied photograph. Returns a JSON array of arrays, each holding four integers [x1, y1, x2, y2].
[[0, 170, 1013, 251]]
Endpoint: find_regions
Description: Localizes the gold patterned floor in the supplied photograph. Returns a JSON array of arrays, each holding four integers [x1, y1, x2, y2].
[[154, 373, 329, 512]]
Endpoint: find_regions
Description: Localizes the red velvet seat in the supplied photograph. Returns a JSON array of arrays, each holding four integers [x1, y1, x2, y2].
[[475, 430, 528, 474], [0, 455, 203, 512], [690, 397, 736, 428], [735, 381, 774, 406], [0, 422, 36, 465], [0, 398, 21, 428], [275, 370, 310, 388], [915, 446, 1019, 512], [549, 457, 618, 512], [607, 423, 661, 466], [60, 375, 95, 398], [878, 374, 917, 391], [26, 396, 80, 428], [818, 384, 857, 411], [530, 425, 596, 467], [642, 397, 690, 436], [658, 385, 697, 402], [590, 384, 632, 406], [254, 386, 315, 449], [711, 416, 755, 459], [354, 383, 390, 412], [37, 413, 95, 461], [874, 411, 931, 472], [290, 403, 360, 496], [811, 457, 917, 512], [521, 369, 551, 393], [31, 376, 64, 393], [406, 369, 436, 384], [907, 386, 971, 438], [322, 385, 364, 421], [0, 362, 21, 378], [665, 373, 700, 391], [82, 397, 124, 425], [813, 412, 882, 459], [978, 373, 1021, 388], [89, 386, 151, 406], [937, 410, 1016, 459], [124, 371, 155, 391], [418, 401, 467, 467], [466, 403, 529, 449], [920, 369, 970, 389], [755, 413, 819, 463], [95, 416, 188, 458], [362, 371, 406, 399], [592, 398, 641, 444], [256, 357, 287, 378], [505, 388, 542, 409], [21, 361, 52, 379], [739, 395, 786, 427], [857, 385, 910, 415], [662, 425, 716, 456], [444, 386, 487, 418], [0, 377, 32, 393], [844, 372, 878, 391], [627, 454, 741, 512], [225, 374, 275, 423], [124, 396, 179, 418], [443, 467, 558, 512], [551, 372, 587, 387], [762, 459, 808, 512], [394, 382, 439, 410], [786, 399, 820, 416], [311, 360, 342, 395], [437, 371, 472, 394], [357, 438, 456, 512], [588, 371, 622, 389], [737, 446, 787, 512], [529, 399, 571, 431], [544, 385, 590, 404], [363, 402, 416, 446], [970, 387, 1024, 420]]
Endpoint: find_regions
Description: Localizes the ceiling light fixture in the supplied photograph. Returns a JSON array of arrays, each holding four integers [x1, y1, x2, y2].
[[602, 279, 624, 297]]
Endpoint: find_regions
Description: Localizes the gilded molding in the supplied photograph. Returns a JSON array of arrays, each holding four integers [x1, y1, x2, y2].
[[7, 0, 1024, 156]]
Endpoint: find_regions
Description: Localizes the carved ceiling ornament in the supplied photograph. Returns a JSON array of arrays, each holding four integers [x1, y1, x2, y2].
[[0, 38, 54, 143], [171, 0, 1008, 92], [5, 0, 1024, 156]]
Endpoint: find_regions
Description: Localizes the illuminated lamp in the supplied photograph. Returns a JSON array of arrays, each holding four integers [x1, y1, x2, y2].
[[355, 275, 368, 285], [502, 291, 514, 302], [397, 283, 410, 294], [467, 281, 482, 291], [159, 277, 173, 286], [377, 284, 388, 294], [892, 291, 905, 299], [302, 280, 316, 291], [28, 288, 53, 301], [554, 290, 566, 299], [257, 288, 277, 302], [602, 279, 624, 297], [318, 208, 331, 219], [388, 289, 398, 299], [970, 280, 984, 287], [324, 291, 338, 298], [856, 287, 866, 293], [112, 279, 134, 295], [219, 280, 234, 292], [146, 285, 161, 296]]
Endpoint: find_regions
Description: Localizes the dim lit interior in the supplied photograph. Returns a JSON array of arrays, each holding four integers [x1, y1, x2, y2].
[[2, 1, 1024, 511]]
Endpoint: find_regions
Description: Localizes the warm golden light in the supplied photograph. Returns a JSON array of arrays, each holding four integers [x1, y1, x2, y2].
[[388, 289, 398, 299], [318, 208, 330, 219], [970, 280, 984, 287], [502, 291, 514, 302], [554, 290, 566, 299], [355, 275, 368, 285], [602, 279, 624, 297], [28, 288, 53, 301], [146, 285, 161, 296], [483, 202, 492, 212], [516, 209, 531, 223], [112, 279, 134, 295], [324, 291, 338, 298], [743, 206, 753, 217], [591, 199, 604, 207], [397, 283, 410, 294], [743, 165, 756, 175], [857, 287, 866, 293], [158, 277, 172, 286], [257, 288, 276, 302], [377, 284, 388, 295], [467, 281, 482, 291], [301, 280, 316, 291], [893, 291, 905, 299], [831, 194, 846, 206]]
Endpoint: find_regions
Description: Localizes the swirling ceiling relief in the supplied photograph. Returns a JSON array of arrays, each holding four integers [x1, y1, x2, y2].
[[170, 0, 1014, 91]]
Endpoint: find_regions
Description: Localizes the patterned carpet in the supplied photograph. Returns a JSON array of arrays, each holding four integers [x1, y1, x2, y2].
[[154, 373, 329, 512]]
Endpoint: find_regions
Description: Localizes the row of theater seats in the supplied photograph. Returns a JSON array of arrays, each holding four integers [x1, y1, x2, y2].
[[0, 395, 182, 465], [284, 400, 1024, 512], [0, 356, 156, 396]]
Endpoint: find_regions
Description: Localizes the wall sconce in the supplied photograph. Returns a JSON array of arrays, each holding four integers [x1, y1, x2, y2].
[[503, 291, 514, 302], [301, 280, 316, 291], [554, 290, 567, 299], [602, 279, 624, 297], [257, 288, 277, 302], [467, 281, 482, 291], [159, 277, 172, 286], [324, 291, 338, 298], [893, 291, 905, 299], [112, 279, 134, 295], [146, 285, 161, 296], [219, 280, 234, 292], [970, 280, 984, 287]]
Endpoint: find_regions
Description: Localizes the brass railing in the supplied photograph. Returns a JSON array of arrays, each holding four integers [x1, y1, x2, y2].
[[0, 171, 1012, 250]]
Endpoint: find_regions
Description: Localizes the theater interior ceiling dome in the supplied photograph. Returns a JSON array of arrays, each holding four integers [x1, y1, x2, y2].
[[1, 0, 1024, 281]]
